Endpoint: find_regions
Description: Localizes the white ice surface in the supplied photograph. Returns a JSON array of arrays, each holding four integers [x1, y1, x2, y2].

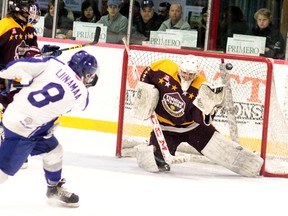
[[1, 127, 288, 216]]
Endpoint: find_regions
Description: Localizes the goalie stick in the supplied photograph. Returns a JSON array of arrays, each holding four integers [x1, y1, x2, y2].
[[219, 59, 240, 143], [122, 37, 173, 164], [42, 26, 101, 56]]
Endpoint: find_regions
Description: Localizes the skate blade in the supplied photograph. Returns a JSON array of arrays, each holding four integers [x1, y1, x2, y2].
[[47, 198, 79, 208], [20, 163, 28, 169]]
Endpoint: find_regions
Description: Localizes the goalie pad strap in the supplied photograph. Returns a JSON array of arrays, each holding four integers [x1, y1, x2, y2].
[[131, 82, 159, 120], [203, 114, 212, 126], [193, 82, 225, 115], [201, 132, 263, 177]]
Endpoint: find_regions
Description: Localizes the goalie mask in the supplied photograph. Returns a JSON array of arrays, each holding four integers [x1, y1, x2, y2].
[[9, 0, 36, 14], [178, 55, 200, 92], [68, 51, 99, 88], [9, 0, 38, 24], [28, 3, 41, 24]]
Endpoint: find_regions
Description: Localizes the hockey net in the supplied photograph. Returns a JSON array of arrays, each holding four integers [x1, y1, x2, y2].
[[116, 45, 288, 178]]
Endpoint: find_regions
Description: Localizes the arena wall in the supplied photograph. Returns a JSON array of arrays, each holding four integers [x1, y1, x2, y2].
[[37, 37, 288, 134]]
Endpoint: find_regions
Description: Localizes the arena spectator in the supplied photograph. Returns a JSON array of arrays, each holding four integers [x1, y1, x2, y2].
[[119, 0, 129, 18], [76, 0, 101, 23], [197, 6, 208, 48], [44, 0, 74, 39], [133, 0, 162, 41], [217, 6, 249, 51], [158, 3, 191, 31], [158, 1, 170, 21], [133, 1, 141, 23], [97, 0, 128, 44], [100, 0, 108, 16], [250, 8, 285, 59]]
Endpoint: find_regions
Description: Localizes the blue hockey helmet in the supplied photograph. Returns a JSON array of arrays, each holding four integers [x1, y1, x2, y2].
[[68, 50, 99, 87]]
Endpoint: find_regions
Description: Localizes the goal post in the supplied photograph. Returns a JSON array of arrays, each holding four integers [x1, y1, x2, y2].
[[116, 44, 288, 178]]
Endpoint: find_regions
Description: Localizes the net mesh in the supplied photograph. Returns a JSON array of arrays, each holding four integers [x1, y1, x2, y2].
[[117, 46, 288, 176]]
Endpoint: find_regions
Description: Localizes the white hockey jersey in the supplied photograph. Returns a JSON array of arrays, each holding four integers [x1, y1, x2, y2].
[[0, 57, 89, 137]]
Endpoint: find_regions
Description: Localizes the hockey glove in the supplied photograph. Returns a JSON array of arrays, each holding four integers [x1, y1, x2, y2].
[[41, 45, 62, 57], [131, 82, 159, 120], [193, 82, 226, 115]]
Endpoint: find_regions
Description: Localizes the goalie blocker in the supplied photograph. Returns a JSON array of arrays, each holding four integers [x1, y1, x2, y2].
[[131, 81, 159, 120]]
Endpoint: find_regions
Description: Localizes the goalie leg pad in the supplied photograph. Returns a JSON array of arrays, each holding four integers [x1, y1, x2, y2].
[[201, 132, 263, 177], [42, 144, 63, 172], [135, 145, 159, 172], [131, 81, 159, 120]]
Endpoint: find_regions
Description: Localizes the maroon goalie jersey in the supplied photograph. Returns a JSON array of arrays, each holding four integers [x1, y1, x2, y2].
[[140, 58, 208, 128], [0, 17, 38, 66]]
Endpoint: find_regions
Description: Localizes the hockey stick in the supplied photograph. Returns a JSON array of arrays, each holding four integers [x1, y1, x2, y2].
[[219, 59, 240, 143], [122, 37, 173, 164], [42, 26, 101, 56]]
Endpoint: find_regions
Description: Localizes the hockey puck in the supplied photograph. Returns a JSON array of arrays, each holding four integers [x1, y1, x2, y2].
[[226, 63, 233, 70]]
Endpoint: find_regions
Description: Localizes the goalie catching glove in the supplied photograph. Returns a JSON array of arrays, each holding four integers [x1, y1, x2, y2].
[[193, 82, 226, 115], [131, 81, 159, 120]]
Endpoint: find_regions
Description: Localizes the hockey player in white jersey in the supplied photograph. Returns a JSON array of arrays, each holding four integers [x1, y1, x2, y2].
[[0, 50, 99, 207]]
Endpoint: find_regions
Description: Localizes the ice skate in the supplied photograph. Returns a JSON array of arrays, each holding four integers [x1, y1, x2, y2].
[[20, 159, 28, 169], [46, 178, 79, 208], [155, 154, 170, 172]]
